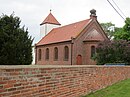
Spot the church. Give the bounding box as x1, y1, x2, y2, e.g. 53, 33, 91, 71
35, 9, 109, 65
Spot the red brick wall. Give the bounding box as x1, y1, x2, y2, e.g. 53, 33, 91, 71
36, 42, 72, 65
0, 65, 130, 97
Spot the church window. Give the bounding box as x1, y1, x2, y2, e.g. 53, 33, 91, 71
38, 49, 42, 61
54, 47, 58, 60
91, 46, 96, 58
64, 46, 69, 61
46, 48, 49, 60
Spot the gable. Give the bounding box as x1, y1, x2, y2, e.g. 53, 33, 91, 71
75, 19, 109, 42
84, 29, 105, 41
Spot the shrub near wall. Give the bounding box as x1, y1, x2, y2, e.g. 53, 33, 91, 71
0, 65, 130, 97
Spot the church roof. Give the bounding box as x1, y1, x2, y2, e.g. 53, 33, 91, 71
40, 12, 61, 25
37, 19, 92, 46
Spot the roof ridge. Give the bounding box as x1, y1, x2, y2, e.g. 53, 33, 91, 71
56, 19, 91, 29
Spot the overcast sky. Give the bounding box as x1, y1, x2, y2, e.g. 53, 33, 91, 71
0, 0, 130, 44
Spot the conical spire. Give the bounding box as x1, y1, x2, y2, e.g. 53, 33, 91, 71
40, 10, 61, 25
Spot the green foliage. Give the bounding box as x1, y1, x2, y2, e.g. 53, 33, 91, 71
100, 22, 115, 39
0, 14, 33, 65
97, 18, 130, 65
114, 18, 130, 40
95, 40, 130, 65
83, 78, 130, 97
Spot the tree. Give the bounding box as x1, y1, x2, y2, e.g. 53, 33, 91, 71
100, 22, 115, 39
95, 40, 130, 65
0, 14, 33, 65
114, 18, 130, 40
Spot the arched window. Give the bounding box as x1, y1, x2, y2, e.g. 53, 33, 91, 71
38, 49, 42, 61
91, 46, 96, 58
54, 47, 58, 60
64, 46, 69, 60
46, 48, 49, 60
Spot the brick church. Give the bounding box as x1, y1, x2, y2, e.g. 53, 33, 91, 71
35, 9, 109, 65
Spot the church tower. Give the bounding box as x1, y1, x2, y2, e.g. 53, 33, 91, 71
40, 10, 61, 39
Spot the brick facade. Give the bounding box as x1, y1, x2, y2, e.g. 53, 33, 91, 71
0, 65, 130, 97
72, 20, 107, 65
36, 42, 72, 65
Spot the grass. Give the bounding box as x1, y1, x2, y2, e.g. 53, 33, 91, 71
83, 78, 130, 97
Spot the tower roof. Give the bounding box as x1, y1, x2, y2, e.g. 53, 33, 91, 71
40, 12, 61, 25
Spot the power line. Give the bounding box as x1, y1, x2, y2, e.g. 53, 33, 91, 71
111, 0, 126, 18
107, 0, 125, 21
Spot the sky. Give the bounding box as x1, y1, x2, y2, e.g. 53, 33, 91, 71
0, 0, 130, 44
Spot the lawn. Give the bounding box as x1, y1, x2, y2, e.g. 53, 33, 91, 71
83, 78, 130, 97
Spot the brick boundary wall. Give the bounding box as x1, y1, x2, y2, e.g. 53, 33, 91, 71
0, 65, 130, 97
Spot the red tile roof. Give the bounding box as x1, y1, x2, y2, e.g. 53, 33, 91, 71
37, 19, 92, 46
40, 13, 61, 25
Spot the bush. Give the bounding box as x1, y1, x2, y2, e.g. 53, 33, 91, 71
95, 40, 130, 65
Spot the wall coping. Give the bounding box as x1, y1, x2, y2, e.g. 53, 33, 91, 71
0, 65, 129, 69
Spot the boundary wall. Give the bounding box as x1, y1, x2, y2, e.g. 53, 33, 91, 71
0, 65, 130, 97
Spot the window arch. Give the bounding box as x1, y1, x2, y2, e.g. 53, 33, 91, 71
64, 46, 69, 60
54, 47, 58, 60
45, 48, 49, 60
38, 49, 42, 61
91, 46, 96, 58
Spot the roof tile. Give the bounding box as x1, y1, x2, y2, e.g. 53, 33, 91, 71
37, 19, 91, 46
